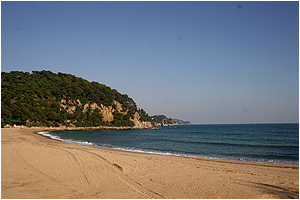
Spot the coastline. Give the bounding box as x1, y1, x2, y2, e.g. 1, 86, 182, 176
2, 127, 299, 199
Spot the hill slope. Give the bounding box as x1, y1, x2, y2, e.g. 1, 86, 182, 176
1, 71, 153, 128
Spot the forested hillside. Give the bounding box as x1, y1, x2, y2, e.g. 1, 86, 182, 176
1, 71, 153, 128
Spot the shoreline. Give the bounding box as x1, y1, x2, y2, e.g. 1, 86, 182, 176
36, 128, 298, 167
2, 127, 299, 198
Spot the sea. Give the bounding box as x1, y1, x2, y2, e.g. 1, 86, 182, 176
37, 123, 299, 165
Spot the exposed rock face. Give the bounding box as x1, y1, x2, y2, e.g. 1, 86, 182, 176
76, 99, 82, 106
113, 100, 122, 111
60, 99, 76, 114
99, 104, 114, 122
67, 106, 76, 114
154, 122, 162, 127
60, 99, 67, 105
61, 99, 116, 123
82, 102, 114, 122
90, 103, 101, 110
83, 103, 89, 113
59, 98, 153, 128
113, 100, 128, 115
131, 112, 153, 128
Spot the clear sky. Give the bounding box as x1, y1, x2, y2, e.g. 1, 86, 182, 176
1, 1, 299, 124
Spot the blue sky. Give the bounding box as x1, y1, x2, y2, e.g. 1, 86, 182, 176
2, 1, 299, 124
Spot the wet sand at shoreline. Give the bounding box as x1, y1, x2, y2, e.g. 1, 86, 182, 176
1, 127, 299, 198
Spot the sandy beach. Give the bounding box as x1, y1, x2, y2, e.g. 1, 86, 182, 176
1, 127, 299, 199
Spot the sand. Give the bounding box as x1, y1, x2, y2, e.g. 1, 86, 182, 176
1, 127, 299, 199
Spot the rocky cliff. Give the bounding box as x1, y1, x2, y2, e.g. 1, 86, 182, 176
59, 98, 152, 128
130, 112, 153, 128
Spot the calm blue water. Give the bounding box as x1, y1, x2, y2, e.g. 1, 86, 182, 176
38, 124, 299, 165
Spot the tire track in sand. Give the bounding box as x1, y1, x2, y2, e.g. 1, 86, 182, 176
10, 145, 81, 198
33, 142, 101, 198
74, 147, 166, 199
54, 147, 101, 198
12, 145, 63, 183
45, 143, 166, 199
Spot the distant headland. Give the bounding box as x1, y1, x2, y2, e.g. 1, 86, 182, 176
151, 115, 191, 126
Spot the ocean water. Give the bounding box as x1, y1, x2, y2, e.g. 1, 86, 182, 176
38, 124, 299, 165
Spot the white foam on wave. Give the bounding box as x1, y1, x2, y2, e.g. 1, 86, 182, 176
36, 131, 95, 147
37, 131, 61, 141
63, 139, 95, 146
104, 145, 203, 159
